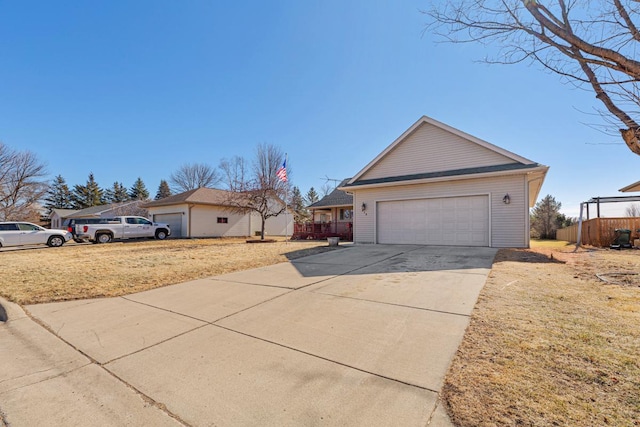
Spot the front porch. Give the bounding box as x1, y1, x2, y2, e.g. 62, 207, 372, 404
292, 221, 353, 241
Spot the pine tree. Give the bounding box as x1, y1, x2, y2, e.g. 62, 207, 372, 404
43, 175, 73, 214
531, 195, 562, 239
128, 177, 150, 200
290, 186, 309, 223
155, 180, 172, 200
305, 187, 319, 205
71, 173, 104, 209
104, 182, 130, 203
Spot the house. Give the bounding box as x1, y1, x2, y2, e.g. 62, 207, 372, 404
294, 179, 354, 240
49, 208, 78, 229
143, 187, 293, 238
340, 116, 549, 248
67, 201, 147, 220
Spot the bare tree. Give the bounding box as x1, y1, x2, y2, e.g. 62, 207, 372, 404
110, 201, 149, 218
219, 144, 290, 240
219, 156, 248, 191
425, 1, 640, 155
0, 143, 48, 221
320, 182, 334, 198
169, 163, 221, 193
625, 203, 640, 217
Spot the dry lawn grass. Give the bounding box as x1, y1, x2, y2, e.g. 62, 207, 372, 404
0, 238, 339, 305
444, 240, 640, 426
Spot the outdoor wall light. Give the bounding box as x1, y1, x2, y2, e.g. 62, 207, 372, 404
503, 194, 511, 204
361, 202, 367, 212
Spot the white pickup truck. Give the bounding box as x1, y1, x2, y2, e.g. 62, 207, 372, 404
75, 216, 171, 243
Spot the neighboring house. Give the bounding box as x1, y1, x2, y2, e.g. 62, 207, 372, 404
67, 201, 147, 220
296, 179, 354, 240
340, 115, 549, 248
50, 208, 79, 229
143, 187, 293, 238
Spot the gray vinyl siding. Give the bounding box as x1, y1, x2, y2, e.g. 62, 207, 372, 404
360, 122, 517, 181
352, 174, 528, 248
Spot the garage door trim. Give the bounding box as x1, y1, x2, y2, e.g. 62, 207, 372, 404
153, 213, 183, 238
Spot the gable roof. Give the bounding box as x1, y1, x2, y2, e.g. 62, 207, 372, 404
340, 115, 548, 206
50, 208, 78, 218
341, 116, 549, 196
308, 179, 353, 209
68, 201, 142, 218
143, 187, 233, 208
347, 115, 541, 186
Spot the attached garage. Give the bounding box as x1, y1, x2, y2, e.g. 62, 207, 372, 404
340, 116, 549, 248
377, 195, 489, 246
152, 213, 183, 238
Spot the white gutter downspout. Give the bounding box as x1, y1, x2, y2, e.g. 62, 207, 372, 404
188, 204, 194, 238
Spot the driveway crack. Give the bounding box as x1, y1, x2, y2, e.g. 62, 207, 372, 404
212, 323, 439, 394
22, 310, 191, 426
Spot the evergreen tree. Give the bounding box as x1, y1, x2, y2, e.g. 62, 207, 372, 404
290, 186, 309, 224
128, 177, 150, 200
71, 173, 104, 209
531, 195, 562, 239
104, 182, 130, 203
155, 180, 172, 200
555, 213, 576, 229
43, 175, 72, 214
305, 187, 319, 205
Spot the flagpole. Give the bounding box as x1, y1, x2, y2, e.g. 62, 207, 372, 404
284, 153, 289, 243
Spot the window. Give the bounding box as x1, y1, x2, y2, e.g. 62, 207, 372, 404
217, 217, 228, 224
0, 224, 18, 231
339, 209, 353, 220
18, 223, 41, 231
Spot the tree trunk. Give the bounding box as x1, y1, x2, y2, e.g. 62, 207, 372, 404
261, 217, 266, 240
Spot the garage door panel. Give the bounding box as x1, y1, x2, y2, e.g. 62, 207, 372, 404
377, 196, 489, 246
153, 213, 183, 238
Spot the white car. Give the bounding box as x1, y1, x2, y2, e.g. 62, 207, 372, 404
0, 222, 73, 248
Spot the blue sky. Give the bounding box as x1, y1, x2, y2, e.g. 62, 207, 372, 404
1, 1, 638, 218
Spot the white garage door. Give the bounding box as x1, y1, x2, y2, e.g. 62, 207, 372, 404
377, 196, 489, 246
153, 213, 183, 238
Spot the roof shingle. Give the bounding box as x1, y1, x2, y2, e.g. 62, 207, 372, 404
143, 187, 233, 208
308, 179, 353, 208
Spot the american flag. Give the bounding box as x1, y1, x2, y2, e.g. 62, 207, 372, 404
276, 159, 288, 182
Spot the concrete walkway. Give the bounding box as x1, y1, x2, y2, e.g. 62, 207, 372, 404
1, 244, 497, 426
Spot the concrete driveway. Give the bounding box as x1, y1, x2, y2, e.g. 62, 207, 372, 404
1, 244, 496, 426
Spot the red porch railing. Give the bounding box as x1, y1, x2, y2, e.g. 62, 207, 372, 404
292, 222, 353, 241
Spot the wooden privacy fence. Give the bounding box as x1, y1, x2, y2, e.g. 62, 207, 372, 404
557, 217, 640, 247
